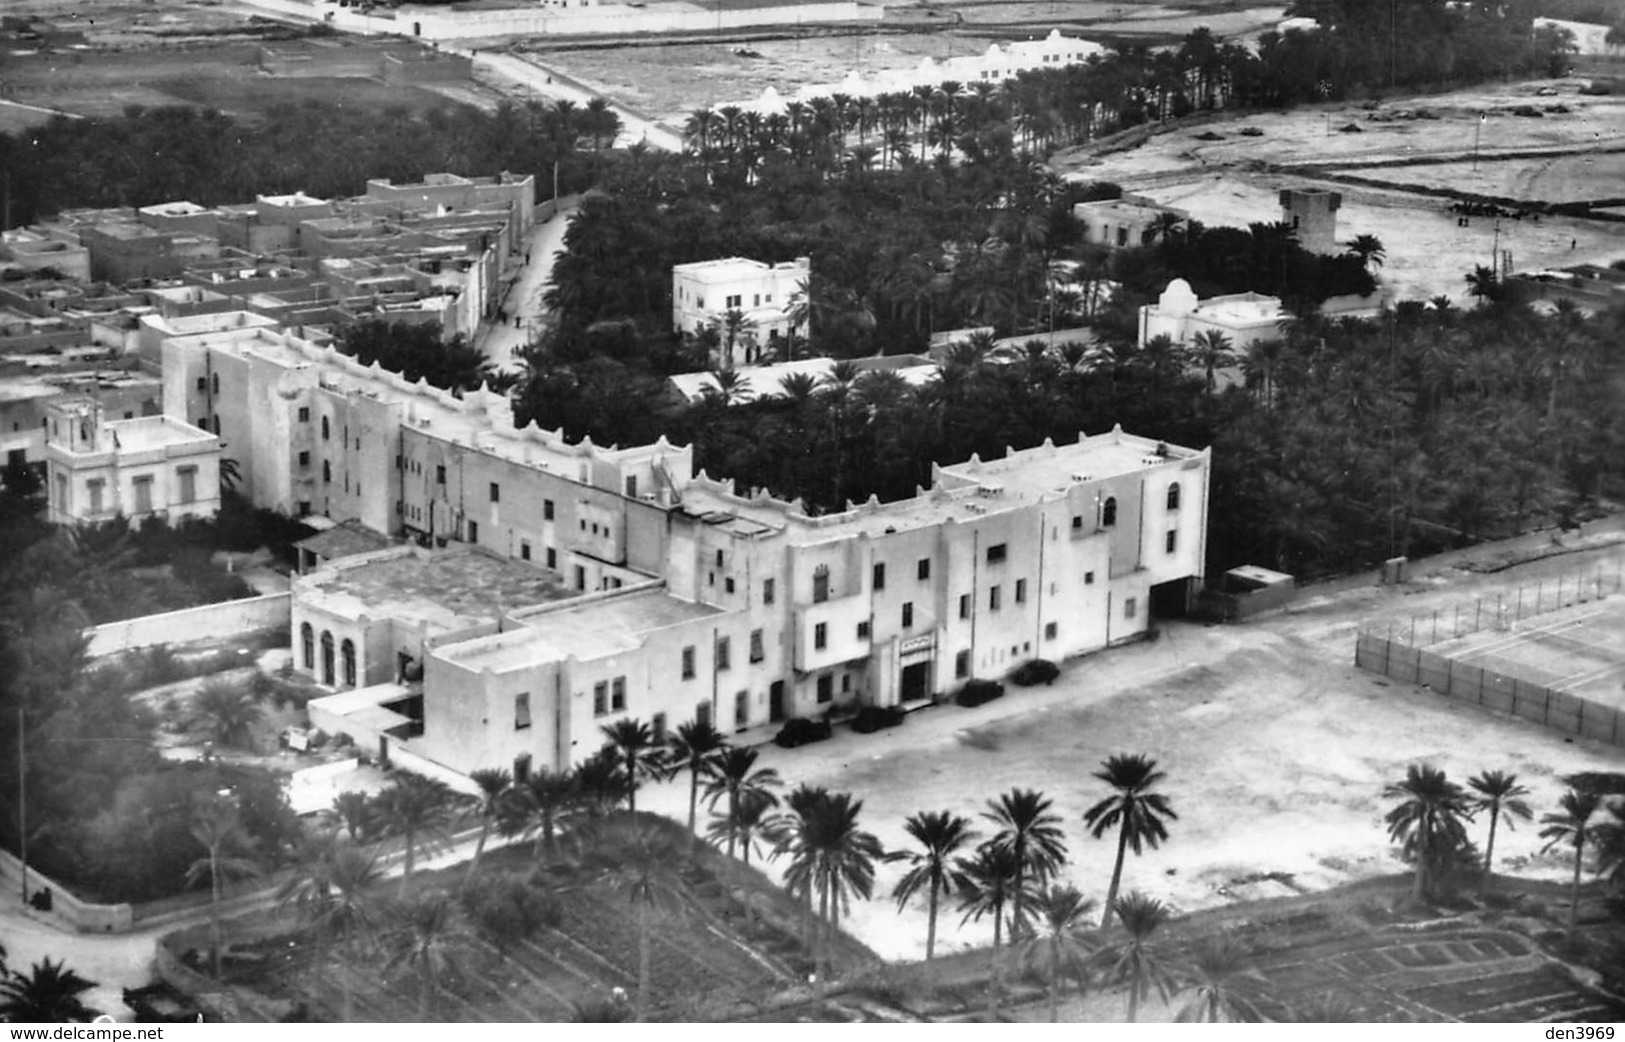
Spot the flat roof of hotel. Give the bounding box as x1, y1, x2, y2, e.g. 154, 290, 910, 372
102, 415, 218, 452
441, 587, 721, 671
300, 546, 576, 634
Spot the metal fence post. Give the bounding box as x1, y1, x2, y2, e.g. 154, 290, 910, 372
1517, 586, 1524, 623
1454, 605, 1461, 638
1432, 609, 1439, 645
1475, 598, 1482, 632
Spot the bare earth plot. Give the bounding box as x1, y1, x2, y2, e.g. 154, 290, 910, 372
640, 527, 1625, 976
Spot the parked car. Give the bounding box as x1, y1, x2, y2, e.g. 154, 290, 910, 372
1011, 659, 1060, 687
954, 679, 1005, 707
774, 716, 833, 748
850, 705, 906, 734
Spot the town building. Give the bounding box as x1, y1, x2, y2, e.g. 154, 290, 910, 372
0, 368, 164, 475
43, 397, 221, 526
1280, 188, 1342, 257
1138, 278, 1284, 355
671, 256, 809, 368
1072, 195, 1189, 250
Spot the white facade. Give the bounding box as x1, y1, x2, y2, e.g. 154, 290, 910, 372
1073, 195, 1189, 250
44, 398, 221, 527
671, 256, 809, 368
1138, 279, 1285, 353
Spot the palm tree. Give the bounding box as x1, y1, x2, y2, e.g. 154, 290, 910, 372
775, 789, 883, 976
333, 790, 372, 842
463, 767, 511, 887
1382, 763, 1472, 902
586, 819, 691, 1022
191, 679, 262, 750
667, 718, 728, 836
385, 892, 475, 1020
1466, 770, 1532, 877
703, 746, 782, 859
705, 786, 778, 866
1540, 788, 1603, 935
1098, 892, 1177, 1022
1082, 754, 1178, 929
888, 810, 977, 960
1190, 329, 1235, 396
277, 833, 385, 1020
0, 958, 101, 1023
1012, 883, 1098, 1023
1344, 233, 1386, 272
955, 845, 1020, 949
982, 788, 1068, 939
1594, 802, 1625, 896
1174, 935, 1269, 1022
185, 796, 262, 980
600, 718, 666, 814
374, 773, 456, 897
501, 768, 579, 862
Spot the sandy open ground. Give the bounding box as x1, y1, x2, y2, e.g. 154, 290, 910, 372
640, 525, 1625, 968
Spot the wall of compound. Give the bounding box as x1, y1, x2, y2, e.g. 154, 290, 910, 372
83, 593, 291, 657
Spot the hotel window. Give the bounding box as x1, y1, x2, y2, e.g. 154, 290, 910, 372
177, 465, 197, 504
1167, 483, 1181, 511
955, 650, 970, 678
812, 565, 829, 603
902, 602, 914, 628
611, 677, 626, 712
1124, 597, 1138, 620
436, 465, 445, 484
544, 499, 555, 520
716, 637, 731, 670
872, 562, 885, 590
546, 548, 557, 569
196, 376, 207, 392
652, 713, 667, 743
87, 478, 104, 515
300, 623, 314, 670
989, 585, 1001, 611
593, 681, 609, 716
817, 674, 833, 703
749, 629, 764, 662
1085, 571, 1095, 585
959, 594, 969, 619
299, 451, 311, 467
625, 475, 637, 497
1072, 515, 1083, 530
857, 621, 870, 639
726, 294, 741, 308
298, 406, 310, 422
1166, 530, 1178, 553
735, 691, 749, 727
1045, 622, 1059, 641
468, 520, 479, 543
1102, 497, 1117, 527
133, 475, 153, 515
986, 543, 1007, 564
212, 374, 220, 394
490, 482, 500, 503
1014, 579, 1027, 604
341, 639, 356, 688
322, 416, 330, 440
814, 623, 827, 650
521, 540, 531, 560
725, 577, 735, 594
763, 578, 775, 604
514, 692, 531, 730
574, 565, 585, 590
323, 461, 331, 484
682, 645, 696, 679
917, 558, 930, 581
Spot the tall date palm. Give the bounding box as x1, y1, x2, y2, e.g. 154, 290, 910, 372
1083, 754, 1178, 929
888, 810, 977, 961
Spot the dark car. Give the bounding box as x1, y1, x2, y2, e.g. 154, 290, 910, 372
850, 705, 906, 734
774, 716, 833, 748
1011, 659, 1060, 687
954, 679, 1005, 707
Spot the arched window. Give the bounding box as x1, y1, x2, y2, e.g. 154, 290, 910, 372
1102, 496, 1117, 528
321, 416, 330, 441
320, 631, 335, 686
323, 460, 331, 484
1167, 483, 1181, 511
301, 623, 314, 670
341, 639, 356, 688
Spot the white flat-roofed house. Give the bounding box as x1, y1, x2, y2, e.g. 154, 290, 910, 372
44, 397, 221, 527
672, 256, 810, 369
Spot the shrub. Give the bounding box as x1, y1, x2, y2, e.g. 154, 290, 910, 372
460, 875, 563, 950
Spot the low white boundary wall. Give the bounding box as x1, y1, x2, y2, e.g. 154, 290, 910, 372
84, 593, 291, 657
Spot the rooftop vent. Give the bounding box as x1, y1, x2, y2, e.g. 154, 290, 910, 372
1070, 473, 1091, 482
977, 484, 1003, 497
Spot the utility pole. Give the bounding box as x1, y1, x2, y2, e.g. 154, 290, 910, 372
17, 705, 26, 907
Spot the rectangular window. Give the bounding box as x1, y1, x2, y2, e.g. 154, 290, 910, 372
196, 376, 206, 392
299, 450, 311, 467
902, 602, 914, 628
177, 465, 197, 504
544, 499, 555, 520
959, 594, 970, 620
716, 637, 731, 670
857, 621, 870, 639
1015, 579, 1027, 604
749, 629, 764, 663
468, 520, 479, 543
1072, 515, 1083, 530
987, 543, 1007, 563
1085, 571, 1096, 585
652, 712, 667, 743
133, 475, 153, 515
490, 482, 500, 503
813, 623, 827, 650
917, 558, 931, 581
812, 566, 829, 603
682, 645, 696, 680
611, 676, 626, 712
1125, 597, 1138, 620
989, 585, 1001, 611
593, 681, 609, 716
1165, 530, 1177, 553
87, 478, 104, 515
725, 577, 736, 594
735, 690, 749, 727
436, 465, 445, 485
514, 692, 531, 730
521, 540, 531, 560
716, 549, 725, 567
872, 562, 886, 590
298, 406, 310, 422
816, 674, 833, 703
625, 475, 638, 498
546, 548, 557, 569
955, 650, 970, 678
763, 578, 775, 605
1045, 621, 1058, 641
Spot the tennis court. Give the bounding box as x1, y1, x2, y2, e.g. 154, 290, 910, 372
1430, 599, 1625, 709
